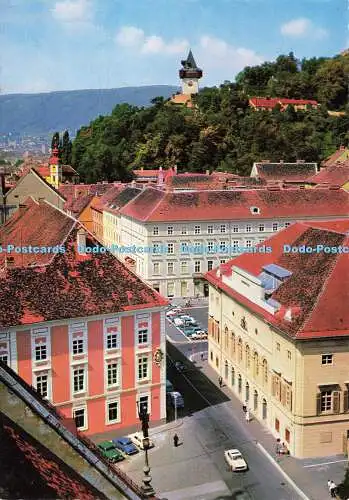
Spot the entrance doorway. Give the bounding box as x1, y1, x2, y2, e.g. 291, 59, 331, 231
204, 283, 209, 297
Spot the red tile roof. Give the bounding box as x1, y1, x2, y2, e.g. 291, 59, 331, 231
307, 164, 349, 186
60, 183, 121, 214
0, 411, 105, 500
120, 186, 349, 222
249, 97, 318, 108
205, 220, 349, 340
321, 147, 349, 167
0, 198, 168, 327
133, 169, 162, 178
253, 162, 317, 181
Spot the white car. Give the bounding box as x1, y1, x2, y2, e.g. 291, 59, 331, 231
224, 449, 248, 471
129, 432, 154, 450
173, 318, 184, 326
190, 331, 208, 340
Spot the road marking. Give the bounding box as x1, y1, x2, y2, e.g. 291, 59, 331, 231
303, 459, 348, 468
256, 442, 311, 500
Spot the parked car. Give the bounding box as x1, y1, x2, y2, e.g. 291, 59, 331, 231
168, 391, 185, 408
112, 437, 139, 455
191, 331, 208, 340
180, 315, 196, 324
98, 441, 125, 462
129, 432, 154, 450
224, 449, 248, 471
173, 317, 184, 326
182, 327, 197, 337
166, 379, 174, 392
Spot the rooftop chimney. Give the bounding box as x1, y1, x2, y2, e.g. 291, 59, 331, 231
5, 256, 15, 268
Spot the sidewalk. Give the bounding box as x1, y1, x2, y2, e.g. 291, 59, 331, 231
195, 356, 344, 500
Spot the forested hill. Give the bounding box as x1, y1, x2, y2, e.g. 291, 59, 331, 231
71, 52, 349, 182
0, 85, 178, 137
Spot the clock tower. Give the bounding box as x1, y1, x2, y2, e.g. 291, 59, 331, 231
179, 50, 203, 95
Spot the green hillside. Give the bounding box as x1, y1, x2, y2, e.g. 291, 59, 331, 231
71, 52, 349, 182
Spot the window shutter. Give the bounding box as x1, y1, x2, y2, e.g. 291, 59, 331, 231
316, 393, 321, 415
333, 391, 340, 414
344, 391, 349, 413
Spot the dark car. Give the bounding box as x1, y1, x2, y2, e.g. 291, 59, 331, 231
112, 437, 139, 455
98, 441, 125, 462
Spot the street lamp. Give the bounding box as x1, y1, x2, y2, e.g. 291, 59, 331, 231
173, 393, 178, 422
137, 400, 155, 498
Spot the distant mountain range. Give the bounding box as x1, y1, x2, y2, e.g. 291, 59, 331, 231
0, 85, 179, 137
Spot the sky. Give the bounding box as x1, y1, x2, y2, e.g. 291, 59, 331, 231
1, 0, 347, 94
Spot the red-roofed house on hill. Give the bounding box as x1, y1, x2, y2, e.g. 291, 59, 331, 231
305, 163, 349, 191
204, 219, 349, 458
321, 146, 349, 168
250, 161, 318, 182
0, 198, 168, 438
249, 97, 319, 111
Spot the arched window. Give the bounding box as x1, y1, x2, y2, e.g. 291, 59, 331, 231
245, 381, 250, 402
224, 326, 229, 350
238, 374, 242, 394
238, 338, 243, 363
262, 358, 268, 385
225, 360, 228, 379
262, 398, 267, 419
254, 390, 258, 411
231, 332, 236, 356
253, 351, 259, 377
245, 344, 250, 370
231, 367, 235, 386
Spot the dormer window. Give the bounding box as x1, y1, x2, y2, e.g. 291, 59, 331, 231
250, 207, 260, 215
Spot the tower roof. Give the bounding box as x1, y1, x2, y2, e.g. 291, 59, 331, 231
181, 49, 201, 70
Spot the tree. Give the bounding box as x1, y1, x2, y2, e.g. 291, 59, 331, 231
61, 130, 72, 164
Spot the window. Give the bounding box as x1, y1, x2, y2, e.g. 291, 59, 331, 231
232, 240, 239, 251
138, 356, 149, 381
285, 428, 290, 444
153, 226, 159, 235
215, 356, 219, 367
36, 374, 48, 398
181, 261, 188, 274
73, 368, 85, 393
153, 243, 161, 254
194, 261, 201, 273
167, 226, 174, 235
259, 224, 265, 232
107, 401, 119, 423
210, 350, 213, 361
107, 363, 119, 387
0, 354, 8, 365
254, 352, 259, 376
207, 260, 214, 271
208, 241, 215, 253
73, 408, 86, 429
207, 225, 214, 234
225, 360, 228, 379
272, 223, 278, 232
72, 338, 84, 355
107, 331, 119, 350
194, 242, 202, 254
246, 224, 251, 233
276, 342, 280, 352
167, 282, 175, 297
153, 262, 160, 274
285, 222, 291, 228
321, 391, 332, 412
262, 359, 268, 385
181, 242, 189, 254
254, 390, 258, 411
238, 374, 242, 393
238, 338, 243, 362
322, 354, 333, 365
287, 350, 291, 360
231, 367, 235, 386
35, 344, 47, 361
233, 225, 239, 233
167, 243, 174, 254
246, 240, 252, 248
181, 226, 187, 235
262, 399, 267, 419
167, 262, 174, 274
220, 224, 226, 233
241, 317, 247, 330
139, 395, 149, 415
275, 418, 280, 432
245, 345, 250, 369
245, 382, 250, 402
138, 326, 148, 344
219, 241, 227, 252
194, 225, 201, 234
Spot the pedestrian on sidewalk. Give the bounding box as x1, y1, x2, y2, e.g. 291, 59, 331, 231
245, 409, 250, 422
329, 481, 337, 497
327, 480, 332, 494
173, 433, 179, 447
218, 376, 223, 388
242, 401, 247, 413
201, 353, 204, 361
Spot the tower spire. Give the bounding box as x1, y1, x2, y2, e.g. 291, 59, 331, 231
179, 50, 203, 95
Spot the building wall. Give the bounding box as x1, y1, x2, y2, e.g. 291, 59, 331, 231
207, 282, 349, 458
6, 170, 65, 211
78, 202, 95, 233
91, 208, 103, 243
2, 308, 166, 436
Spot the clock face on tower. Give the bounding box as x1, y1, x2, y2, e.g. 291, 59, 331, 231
187, 81, 193, 86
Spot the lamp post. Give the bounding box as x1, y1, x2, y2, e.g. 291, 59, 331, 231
137, 401, 155, 497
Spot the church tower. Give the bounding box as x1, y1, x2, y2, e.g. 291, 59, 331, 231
49, 147, 62, 189
179, 50, 203, 95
